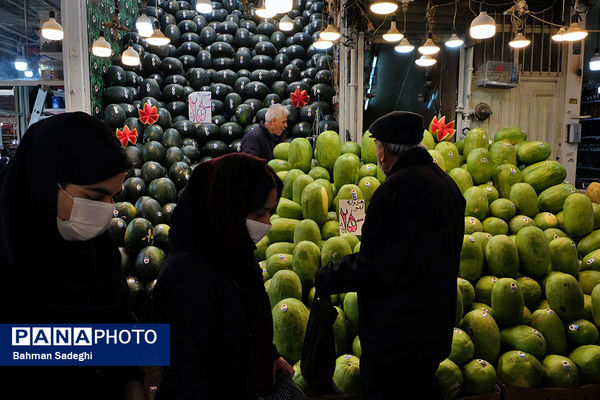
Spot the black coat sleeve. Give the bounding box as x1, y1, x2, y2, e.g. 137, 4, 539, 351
314, 182, 419, 294
241, 132, 263, 159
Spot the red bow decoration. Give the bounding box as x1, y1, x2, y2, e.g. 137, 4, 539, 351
138, 103, 159, 125
290, 88, 310, 108
429, 116, 456, 142
116, 125, 138, 147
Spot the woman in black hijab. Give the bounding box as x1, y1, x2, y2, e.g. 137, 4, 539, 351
0, 112, 146, 399
153, 152, 294, 399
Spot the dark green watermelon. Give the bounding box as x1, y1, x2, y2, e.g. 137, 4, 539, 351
197, 50, 213, 68
224, 92, 243, 115
250, 55, 274, 70
114, 201, 137, 223
193, 15, 207, 30
234, 49, 253, 70
244, 98, 264, 114
234, 77, 251, 93
263, 93, 281, 108
235, 28, 252, 48
173, 119, 196, 138
250, 34, 270, 48
282, 64, 301, 83
292, 32, 312, 48
103, 86, 132, 105
182, 138, 198, 147
104, 65, 127, 87
162, 84, 185, 103
147, 177, 177, 205
179, 32, 201, 45
248, 69, 274, 86
229, 139, 243, 153
291, 122, 312, 138
164, 146, 184, 167
235, 103, 254, 126
122, 104, 140, 119
212, 114, 228, 126
210, 83, 232, 101
299, 104, 318, 123
274, 54, 291, 72
271, 81, 289, 100
219, 122, 243, 142
315, 69, 332, 85
237, 68, 251, 78
122, 177, 147, 204
124, 145, 144, 168
287, 81, 310, 95
153, 223, 171, 251
177, 41, 200, 58
271, 31, 287, 49
139, 197, 164, 226
177, 19, 198, 33
244, 81, 270, 100
311, 83, 334, 102
188, 68, 210, 89
286, 44, 307, 60
311, 100, 331, 115
175, 10, 196, 23
134, 246, 166, 283
203, 140, 229, 157
213, 69, 238, 86
161, 203, 177, 225
104, 104, 127, 129
164, 24, 182, 44
244, 123, 259, 136
157, 107, 173, 130
166, 101, 187, 116
285, 104, 299, 126
290, 58, 307, 70
210, 41, 235, 58
254, 41, 277, 58
255, 108, 267, 123
195, 123, 220, 144
143, 141, 166, 163
319, 119, 339, 133
211, 99, 226, 116
200, 26, 217, 46
143, 125, 164, 143
169, 161, 192, 189
240, 19, 257, 33
218, 21, 238, 35
212, 57, 235, 70
182, 144, 201, 163
257, 21, 277, 37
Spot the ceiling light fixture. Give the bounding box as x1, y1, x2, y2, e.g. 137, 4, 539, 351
24, 70, 34, 78
195, 0, 213, 13
266, 0, 292, 14
41, 10, 64, 41
92, 30, 113, 57
561, 21, 588, 42
415, 54, 436, 67
382, 21, 404, 42
418, 33, 440, 55
279, 15, 294, 31
14, 57, 28, 71
445, 1, 463, 48
395, 37, 414, 53
552, 27, 567, 42
509, 31, 530, 48
256, 5, 276, 18
369, 1, 398, 15
136, 12, 153, 37
590, 49, 600, 71
470, 2, 496, 39
320, 22, 341, 41
146, 21, 170, 46
313, 38, 334, 50
122, 42, 141, 66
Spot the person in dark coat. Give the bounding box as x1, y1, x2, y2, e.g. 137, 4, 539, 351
153, 153, 294, 399
314, 111, 466, 400
241, 103, 288, 160
0, 112, 146, 399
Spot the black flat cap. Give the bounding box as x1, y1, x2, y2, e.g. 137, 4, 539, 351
368, 111, 424, 144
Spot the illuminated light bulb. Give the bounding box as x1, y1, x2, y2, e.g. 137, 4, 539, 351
382, 21, 404, 42
266, 0, 292, 13
24, 70, 33, 78
320, 24, 341, 41
122, 45, 140, 66
14, 57, 27, 71
195, 0, 213, 13
418, 37, 440, 55
136, 13, 153, 37
445, 32, 464, 48
279, 15, 294, 32
590, 49, 600, 71
92, 32, 113, 57
313, 38, 334, 50
369, 1, 398, 15
256, 6, 276, 18
562, 22, 588, 42
41, 10, 64, 40
509, 32, 530, 48
470, 11, 496, 39
552, 27, 566, 42
415, 54, 436, 67
394, 37, 414, 53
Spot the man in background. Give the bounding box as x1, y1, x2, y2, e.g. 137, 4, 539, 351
241, 103, 288, 161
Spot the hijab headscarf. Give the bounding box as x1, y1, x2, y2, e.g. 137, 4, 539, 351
0, 112, 132, 323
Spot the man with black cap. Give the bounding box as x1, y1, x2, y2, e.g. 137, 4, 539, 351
314, 111, 466, 399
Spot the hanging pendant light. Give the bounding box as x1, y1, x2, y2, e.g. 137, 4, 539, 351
41, 10, 64, 41
195, 0, 213, 13
256, 4, 276, 18
562, 22, 588, 42
415, 54, 436, 67
313, 38, 334, 50
590, 49, 600, 71
445, 32, 464, 48
395, 37, 414, 53
320, 22, 341, 41
418, 33, 440, 55
14, 57, 28, 71
24, 70, 34, 78
382, 21, 403, 42
279, 15, 294, 32
470, 2, 496, 39
136, 12, 153, 37
369, 1, 398, 15
552, 27, 567, 42
146, 21, 170, 46
122, 43, 141, 66
92, 30, 113, 57
266, 0, 292, 14
509, 32, 530, 48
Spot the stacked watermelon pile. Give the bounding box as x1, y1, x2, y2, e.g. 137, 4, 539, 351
102, 0, 337, 321
423, 127, 600, 398
254, 131, 383, 396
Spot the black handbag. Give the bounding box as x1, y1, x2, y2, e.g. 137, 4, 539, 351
300, 294, 338, 395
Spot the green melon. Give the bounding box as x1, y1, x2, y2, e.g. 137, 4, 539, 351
500, 325, 547, 359
292, 240, 321, 290
485, 235, 520, 278
516, 277, 542, 309
435, 141, 461, 171
273, 142, 290, 160
464, 187, 489, 221
266, 242, 295, 260
545, 272, 585, 321
563, 193, 594, 239
321, 237, 352, 267
461, 359, 497, 395
521, 160, 568, 194
460, 309, 501, 362
282, 169, 305, 199
497, 350, 544, 388
482, 217, 509, 236
458, 278, 477, 309
449, 327, 475, 366
510, 183, 539, 218
517, 140, 551, 165
577, 229, 600, 258
463, 128, 490, 159
533, 212, 559, 230
436, 359, 463, 400
316, 130, 341, 171
361, 130, 377, 164
449, 168, 474, 194
332, 354, 361, 395
333, 153, 360, 189
493, 163, 524, 199
460, 235, 484, 282
266, 253, 294, 277
475, 276, 499, 305
494, 127, 526, 144
293, 219, 322, 246
515, 226, 550, 279
489, 198, 517, 221
277, 198, 303, 220
309, 166, 330, 181
537, 183, 578, 214
467, 148, 493, 185
490, 140, 517, 170
566, 319, 599, 349
272, 298, 309, 363
465, 217, 484, 234
568, 345, 600, 384
509, 215, 536, 235
549, 237, 579, 276
492, 278, 525, 328
267, 270, 303, 308
542, 355, 580, 388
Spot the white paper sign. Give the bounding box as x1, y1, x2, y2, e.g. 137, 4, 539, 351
188, 91, 212, 123
338, 199, 365, 235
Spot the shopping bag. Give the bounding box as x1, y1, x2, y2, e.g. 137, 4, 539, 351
300, 294, 338, 395
259, 369, 309, 400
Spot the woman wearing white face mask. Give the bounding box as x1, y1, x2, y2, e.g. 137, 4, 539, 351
153, 153, 295, 399
0, 112, 147, 399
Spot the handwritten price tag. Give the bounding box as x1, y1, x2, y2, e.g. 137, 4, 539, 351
188, 91, 212, 123
339, 199, 365, 236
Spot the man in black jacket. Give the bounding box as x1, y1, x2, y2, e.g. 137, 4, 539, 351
315, 111, 466, 400
241, 103, 288, 160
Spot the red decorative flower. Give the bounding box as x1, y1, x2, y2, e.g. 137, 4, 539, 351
138, 103, 159, 125
290, 88, 310, 108
116, 125, 138, 147
429, 116, 456, 142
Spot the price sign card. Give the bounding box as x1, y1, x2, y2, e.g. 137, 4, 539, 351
338, 199, 365, 235
188, 91, 212, 123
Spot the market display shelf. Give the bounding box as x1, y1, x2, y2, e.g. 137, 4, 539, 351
501, 383, 600, 400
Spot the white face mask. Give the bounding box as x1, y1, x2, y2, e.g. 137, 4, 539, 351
246, 218, 271, 244
56, 184, 115, 241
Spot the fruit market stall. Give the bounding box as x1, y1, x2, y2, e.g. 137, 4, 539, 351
89, 1, 600, 399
